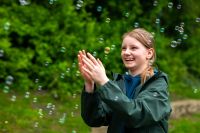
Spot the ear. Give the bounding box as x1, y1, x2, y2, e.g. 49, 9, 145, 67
146, 48, 154, 60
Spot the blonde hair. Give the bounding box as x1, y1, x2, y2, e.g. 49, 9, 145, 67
123, 28, 156, 84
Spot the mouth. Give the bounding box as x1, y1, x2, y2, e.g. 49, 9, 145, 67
124, 58, 135, 63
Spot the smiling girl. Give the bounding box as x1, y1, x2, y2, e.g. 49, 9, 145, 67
78, 28, 171, 133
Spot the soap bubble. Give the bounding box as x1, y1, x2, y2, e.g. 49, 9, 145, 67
11, 95, 16, 102
153, 1, 158, 6
134, 22, 139, 28
0, 49, 4, 57
3, 86, 10, 93
104, 47, 110, 54
97, 6, 102, 12
177, 38, 182, 45
177, 4, 182, 9
196, 18, 200, 23
60, 47, 66, 53
105, 18, 111, 23
155, 18, 160, 24
33, 97, 37, 103
24, 91, 30, 98
170, 40, 178, 48
19, 0, 30, 6
92, 51, 97, 57
4, 22, 10, 31
124, 12, 130, 18
34, 122, 39, 128
5, 75, 14, 85
168, 2, 173, 9
114, 96, 119, 101
160, 27, 165, 33
98, 37, 104, 44
182, 34, 188, 40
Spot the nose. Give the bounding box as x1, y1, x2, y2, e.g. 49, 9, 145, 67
124, 48, 131, 55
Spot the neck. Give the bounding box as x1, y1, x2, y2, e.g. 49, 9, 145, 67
129, 65, 148, 76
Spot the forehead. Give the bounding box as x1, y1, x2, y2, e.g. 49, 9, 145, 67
122, 36, 143, 46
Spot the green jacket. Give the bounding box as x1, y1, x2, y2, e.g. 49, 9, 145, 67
81, 71, 172, 133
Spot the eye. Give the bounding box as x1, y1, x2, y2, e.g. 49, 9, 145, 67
121, 46, 126, 50
131, 46, 137, 50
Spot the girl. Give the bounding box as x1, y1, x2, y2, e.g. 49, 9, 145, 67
78, 28, 171, 133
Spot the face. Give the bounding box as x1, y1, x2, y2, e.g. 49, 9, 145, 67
121, 35, 153, 75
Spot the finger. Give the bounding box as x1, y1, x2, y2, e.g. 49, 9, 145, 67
82, 66, 92, 77
87, 52, 98, 65
82, 58, 95, 70
97, 58, 104, 68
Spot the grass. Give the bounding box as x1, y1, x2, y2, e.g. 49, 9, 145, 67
0, 90, 90, 133
1, 88, 200, 133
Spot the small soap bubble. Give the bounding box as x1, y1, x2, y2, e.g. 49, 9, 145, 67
46, 103, 52, 109
74, 104, 79, 110
193, 88, 198, 94
59, 113, 66, 124
33, 97, 37, 103
75, 70, 80, 77
104, 54, 108, 60
3, 86, 10, 93
49, 0, 54, 5
4, 22, 10, 31
5, 75, 14, 85
38, 109, 43, 118
0, 49, 4, 57
180, 22, 184, 27
182, 34, 188, 40
71, 112, 74, 117
175, 26, 179, 31
52, 104, 56, 110
104, 47, 110, 54
111, 45, 116, 51
44, 61, 50, 67
19, 0, 30, 6
11, 95, 16, 102
114, 96, 119, 101
4, 121, 8, 124
105, 18, 111, 23
168, 2, 173, 9
60, 73, 65, 79
155, 18, 160, 24
178, 27, 184, 34
72, 93, 77, 99
66, 68, 71, 73
48, 110, 53, 115
124, 12, 130, 18
134, 22, 139, 28
38, 85, 42, 91
153, 92, 158, 97
60, 47, 66, 53
177, 38, 182, 45
98, 37, 104, 43
196, 18, 200, 23
177, 4, 182, 9
35, 78, 39, 83
97, 6, 102, 12
72, 62, 76, 68
92, 51, 97, 57
153, 1, 158, 6
72, 130, 77, 133
170, 40, 178, 48
34, 122, 39, 128
160, 27, 165, 33
24, 91, 30, 98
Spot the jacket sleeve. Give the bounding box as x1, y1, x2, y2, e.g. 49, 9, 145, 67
97, 77, 171, 128
81, 86, 112, 127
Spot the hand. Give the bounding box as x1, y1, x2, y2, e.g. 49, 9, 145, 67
82, 52, 109, 86
78, 50, 94, 93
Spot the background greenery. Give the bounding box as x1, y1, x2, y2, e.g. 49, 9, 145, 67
0, 0, 200, 132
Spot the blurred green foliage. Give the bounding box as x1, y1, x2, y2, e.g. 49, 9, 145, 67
0, 0, 200, 100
